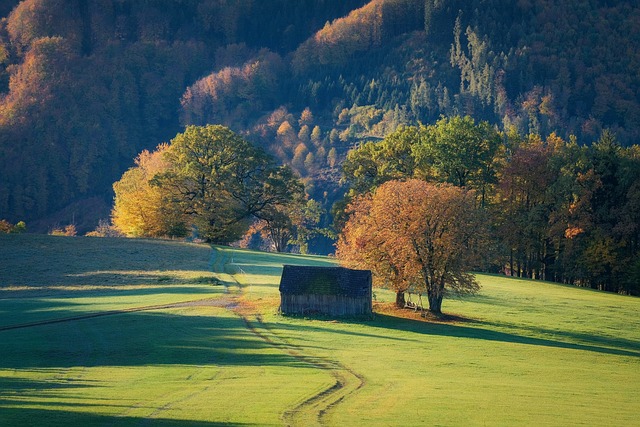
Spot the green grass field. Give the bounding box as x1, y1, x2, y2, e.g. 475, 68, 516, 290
1, 234, 639, 426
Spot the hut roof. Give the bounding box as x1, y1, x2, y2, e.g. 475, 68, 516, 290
279, 265, 371, 298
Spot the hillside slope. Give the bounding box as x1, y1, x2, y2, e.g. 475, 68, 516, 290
0, 0, 367, 230
1, 0, 639, 231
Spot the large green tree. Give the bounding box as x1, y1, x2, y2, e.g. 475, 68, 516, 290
342, 125, 420, 195
154, 125, 303, 243
341, 116, 502, 202
414, 116, 502, 205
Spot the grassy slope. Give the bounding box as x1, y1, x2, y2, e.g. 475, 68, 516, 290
234, 249, 640, 426
1, 235, 639, 426
0, 235, 335, 426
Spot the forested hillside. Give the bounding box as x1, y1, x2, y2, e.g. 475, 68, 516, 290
1, 0, 639, 232
0, 0, 368, 230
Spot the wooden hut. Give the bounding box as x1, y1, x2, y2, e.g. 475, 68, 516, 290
279, 265, 372, 316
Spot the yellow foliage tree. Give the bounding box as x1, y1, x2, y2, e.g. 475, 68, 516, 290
112, 143, 186, 238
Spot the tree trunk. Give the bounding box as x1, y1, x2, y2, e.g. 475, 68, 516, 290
427, 279, 444, 314
427, 287, 443, 314
395, 291, 406, 308
509, 248, 514, 277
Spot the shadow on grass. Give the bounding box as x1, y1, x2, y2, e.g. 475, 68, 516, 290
0, 234, 217, 288
0, 377, 98, 392
0, 274, 224, 292
0, 310, 326, 370
274, 317, 416, 343
213, 245, 334, 268
228, 264, 284, 278
0, 284, 223, 300
367, 313, 640, 358
478, 319, 640, 354
0, 407, 256, 426
215, 247, 335, 283
460, 293, 517, 307
275, 307, 640, 358
0, 285, 227, 330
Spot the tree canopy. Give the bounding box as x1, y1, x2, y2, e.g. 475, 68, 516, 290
337, 179, 489, 313
339, 120, 640, 296
2, 0, 640, 234
113, 125, 304, 243
112, 143, 185, 238
342, 116, 502, 202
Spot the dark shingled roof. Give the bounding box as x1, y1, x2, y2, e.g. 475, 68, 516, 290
279, 265, 371, 298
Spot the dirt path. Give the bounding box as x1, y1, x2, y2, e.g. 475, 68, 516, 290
210, 247, 365, 426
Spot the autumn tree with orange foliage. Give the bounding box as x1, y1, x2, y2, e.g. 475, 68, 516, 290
337, 179, 489, 314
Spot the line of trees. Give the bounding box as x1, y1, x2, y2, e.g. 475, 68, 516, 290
2, 0, 640, 233
337, 116, 640, 299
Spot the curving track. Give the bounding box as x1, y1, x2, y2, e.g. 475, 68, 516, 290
1, 246, 365, 426
210, 247, 366, 426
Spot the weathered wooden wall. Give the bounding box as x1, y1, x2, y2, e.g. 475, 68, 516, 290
280, 294, 372, 316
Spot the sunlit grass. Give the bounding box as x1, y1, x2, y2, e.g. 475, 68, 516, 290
0, 306, 330, 426
1, 234, 639, 426
264, 274, 640, 425
224, 247, 640, 426
0, 235, 331, 426
0, 234, 224, 327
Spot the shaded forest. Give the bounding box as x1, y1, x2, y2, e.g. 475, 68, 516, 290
1, 0, 639, 233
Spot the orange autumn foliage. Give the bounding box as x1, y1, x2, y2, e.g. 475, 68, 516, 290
337, 179, 489, 313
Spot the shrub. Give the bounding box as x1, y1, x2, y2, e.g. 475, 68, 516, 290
12, 221, 26, 233
50, 224, 77, 236
0, 220, 27, 233
85, 219, 123, 237
0, 220, 12, 233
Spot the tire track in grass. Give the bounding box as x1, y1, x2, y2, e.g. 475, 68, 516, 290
242, 313, 365, 427
2, 246, 240, 424
0, 246, 232, 332
3, 246, 364, 424
215, 253, 365, 426
0, 298, 230, 332
137, 248, 238, 423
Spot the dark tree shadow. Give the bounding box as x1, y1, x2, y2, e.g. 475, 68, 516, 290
0, 310, 324, 370
367, 313, 640, 357
0, 407, 258, 426
269, 309, 640, 358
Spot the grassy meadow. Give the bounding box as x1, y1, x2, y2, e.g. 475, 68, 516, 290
0, 234, 639, 426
